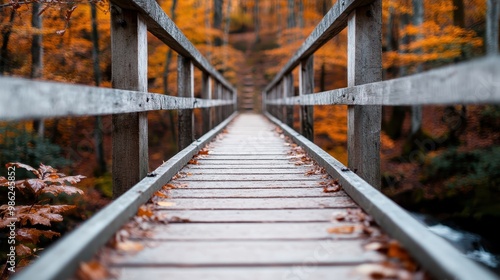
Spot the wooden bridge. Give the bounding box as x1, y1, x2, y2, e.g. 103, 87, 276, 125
2, 0, 500, 279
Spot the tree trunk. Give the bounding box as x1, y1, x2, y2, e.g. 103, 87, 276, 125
410, 0, 423, 136
213, 0, 223, 46
205, 0, 212, 59
31, 2, 44, 138
487, 0, 499, 55
91, 3, 106, 175
223, 0, 231, 70
0, 10, 15, 75
287, 0, 295, 43
254, 0, 260, 43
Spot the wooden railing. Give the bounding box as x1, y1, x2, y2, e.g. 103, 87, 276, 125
262, 0, 500, 190
0, 0, 237, 198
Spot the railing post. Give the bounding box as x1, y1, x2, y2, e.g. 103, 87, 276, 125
283, 73, 294, 127
299, 56, 314, 141
347, 1, 382, 189
202, 72, 212, 133
178, 55, 194, 150
216, 82, 223, 125
111, 7, 148, 198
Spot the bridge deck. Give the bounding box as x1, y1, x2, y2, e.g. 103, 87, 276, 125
97, 113, 407, 279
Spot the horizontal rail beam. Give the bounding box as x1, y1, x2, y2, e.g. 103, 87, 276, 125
266, 56, 500, 106
110, 0, 235, 92
264, 0, 372, 92
12, 112, 238, 280
0, 77, 234, 121
266, 113, 498, 280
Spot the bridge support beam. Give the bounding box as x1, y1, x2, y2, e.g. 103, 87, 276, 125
178, 55, 195, 150
111, 7, 149, 198
299, 55, 314, 141
347, 1, 382, 189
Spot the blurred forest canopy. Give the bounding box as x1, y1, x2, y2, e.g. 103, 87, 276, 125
0, 0, 499, 227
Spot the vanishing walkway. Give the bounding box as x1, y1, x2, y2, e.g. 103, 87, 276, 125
101, 113, 388, 279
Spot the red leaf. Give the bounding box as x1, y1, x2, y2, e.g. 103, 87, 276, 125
17, 228, 60, 244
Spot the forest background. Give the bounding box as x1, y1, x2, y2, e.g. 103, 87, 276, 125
1, 0, 500, 273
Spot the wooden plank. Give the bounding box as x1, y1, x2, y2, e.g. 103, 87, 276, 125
0, 77, 233, 121
265, 56, 500, 106
158, 209, 348, 222
264, 0, 372, 92
169, 181, 322, 189
178, 55, 195, 150
155, 197, 357, 209
140, 223, 364, 240
110, 0, 234, 92
185, 164, 306, 169
176, 174, 323, 181
182, 168, 308, 174
111, 7, 149, 198
266, 113, 499, 280
11, 113, 238, 280
195, 155, 294, 160
299, 56, 314, 141
195, 160, 293, 165
347, 2, 382, 189
112, 266, 365, 280
112, 240, 383, 265
167, 188, 347, 198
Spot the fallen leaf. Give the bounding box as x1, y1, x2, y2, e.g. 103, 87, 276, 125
323, 185, 341, 193
198, 148, 210, 155
355, 263, 399, 279
163, 183, 177, 189
157, 201, 175, 207
327, 225, 358, 234
116, 241, 144, 252
169, 216, 191, 223
16, 244, 32, 256
137, 206, 153, 218
188, 159, 199, 165
154, 191, 168, 198
76, 261, 110, 280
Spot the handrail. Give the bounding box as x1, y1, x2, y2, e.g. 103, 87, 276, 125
0, 77, 234, 121
266, 56, 500, 106
262, 0, 500, 279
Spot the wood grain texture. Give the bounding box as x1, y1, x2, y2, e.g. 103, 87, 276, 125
111, 8, 149, 198
0, 77, 234, 121
299, 56, 314, 141
265, 56, 500, 106
347, 2, 382, 189
266, 112, 499, 280
178, 55, 195, 150
202, 72, 212, 133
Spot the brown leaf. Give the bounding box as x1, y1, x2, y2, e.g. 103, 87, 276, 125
0, 176, 7, 186
163, 183, 177, 189
17, 228, 60, 244
188, 159, 199, 165
154, 190, 168, 198
116, 240, 144, 252
7, 162, 40, 178
169, 216, 191, 223
16, 244, 32, 256
323, 185, 341, 193
157, 201, 175, 207
26, 179, 46, 193
41, 185, 84, 196
327, 225, 358, 234
76, 260, 110, 280
355, 263, 399, 279
198, 148, 210, 155
137, 205, 153, 218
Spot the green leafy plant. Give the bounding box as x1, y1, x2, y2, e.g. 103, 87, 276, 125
0, 163, 85, 277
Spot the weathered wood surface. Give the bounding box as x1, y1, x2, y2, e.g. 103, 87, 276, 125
11, 113, 238, 280
177, 55, 195, 150
0, 77, 233, 121
111, 8, 149, 197
266, 113, 499, 280
265, 56, 500, 106
103, 113, 392, 279
299, 56, 314, 141
347, 1, 382, 189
